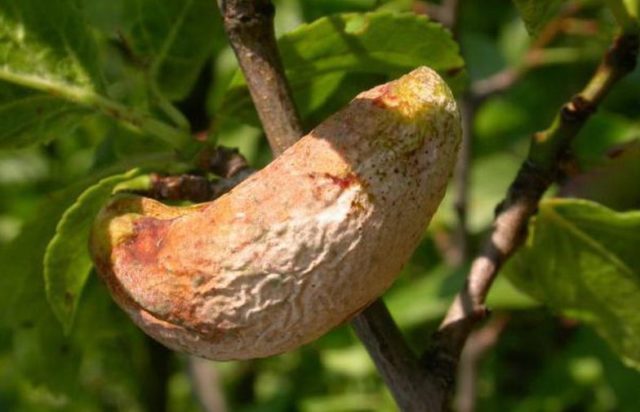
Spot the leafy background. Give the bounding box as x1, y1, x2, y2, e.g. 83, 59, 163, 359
0, 0, 639, 411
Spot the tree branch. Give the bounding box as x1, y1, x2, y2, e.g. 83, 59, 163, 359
351, 300, 448, 411
217, 2, 430, 410
215, 2, 637, 411
426, 28, 639, 392
220, 0, 303, 155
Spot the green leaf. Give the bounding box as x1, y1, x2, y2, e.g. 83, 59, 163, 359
505, 198, 640, 369
83, 0, 221, 102
0, 186, 88, 329
218, 11, 466, 128
0, 160, 175, 404
0, 154, 173, 329
132, 0, 220, 101
0, 184, 85, 394
0, 0, 100, 147
0, 0, 102, 90
0, 0, 191, 149
44, 169, 143, 332
512, 0, 566, 35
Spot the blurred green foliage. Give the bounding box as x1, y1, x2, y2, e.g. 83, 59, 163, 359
0, 0, 639, 411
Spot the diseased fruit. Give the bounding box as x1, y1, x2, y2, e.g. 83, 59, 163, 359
89, 67, 461, 360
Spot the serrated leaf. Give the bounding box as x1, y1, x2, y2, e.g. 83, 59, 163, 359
218, 11, 466, 129
512, 0, 566, 35
3, 246, 151, 407
505, 199, 640, 369
0, 0, 101, 148
44, 169, 143, 332
0, 181, 89, 393
0, 183, 88, 329
0, 154, 172, 329
0, 157, 174, 403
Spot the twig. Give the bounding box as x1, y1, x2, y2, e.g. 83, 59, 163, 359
471, 3, 585, 100
452, 2, 588, 265
427, 27, 639, 396
144, 146, 254, 202
219, 0, 303, 155
188, 356, 228, 412
606, 0, 638, 31
455, 2, 592, 264
431, 0, 461, 33
454, 315, 509, 412
441, 0, 473, 267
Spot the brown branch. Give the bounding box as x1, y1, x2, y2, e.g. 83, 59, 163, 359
220, 0, 303, 155
352, 301, 448, 411
425, 29, 639, 399
217, 2, 433, 410
214, 2, 637, 411
451, 0, 585, 268
444, 0, 472, 267
423, 0, 461, 33
146, 146, 253, 202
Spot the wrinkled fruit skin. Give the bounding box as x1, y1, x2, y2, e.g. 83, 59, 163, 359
90, 67, 461, 360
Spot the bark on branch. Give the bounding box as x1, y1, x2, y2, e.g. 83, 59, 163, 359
220, 0, 303, 155
218, 1, 436, 409
215, 1, 638, 411
428, 28, 639, 391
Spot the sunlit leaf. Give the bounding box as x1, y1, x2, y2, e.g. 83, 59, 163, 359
0, 0, 101, 148
218, 11, 466, 129
0, 0, 193, 149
